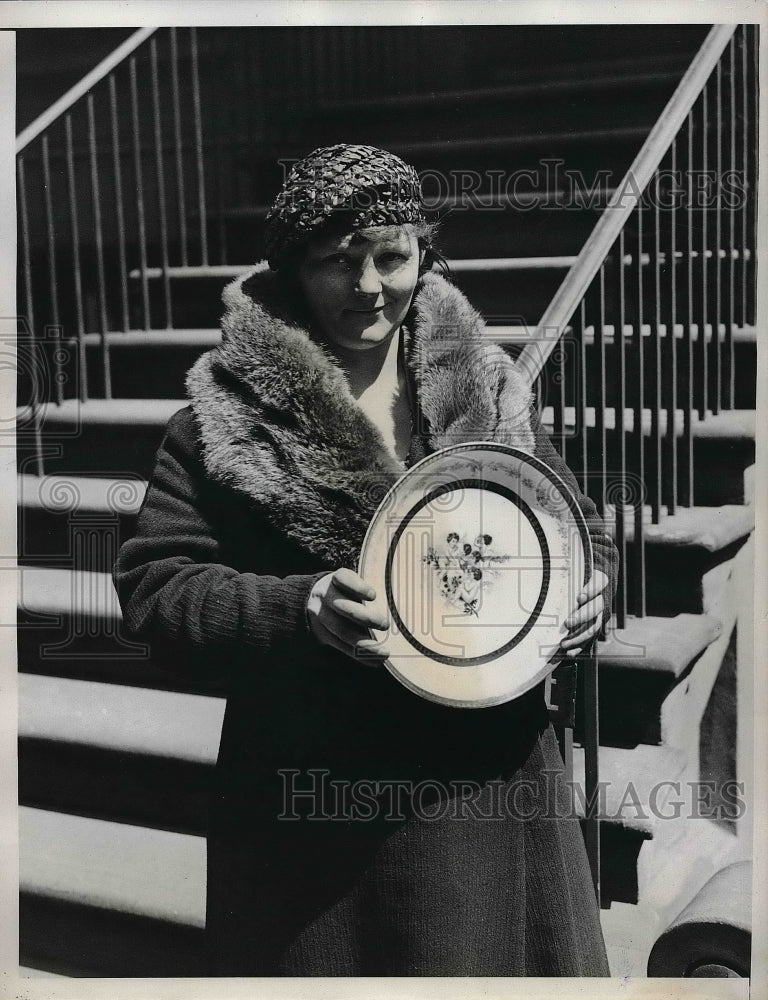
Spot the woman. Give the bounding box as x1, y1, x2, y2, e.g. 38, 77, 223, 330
114, 143, 617, 976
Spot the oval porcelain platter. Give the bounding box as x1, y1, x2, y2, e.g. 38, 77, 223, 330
358, 443, 593, 709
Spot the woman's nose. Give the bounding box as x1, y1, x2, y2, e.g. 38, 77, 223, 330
355, 259, 382, 296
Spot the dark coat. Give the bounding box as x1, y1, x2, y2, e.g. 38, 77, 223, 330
114, 265, 617, 976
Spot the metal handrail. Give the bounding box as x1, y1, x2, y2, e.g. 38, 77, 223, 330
519, 24, 737, 384
16, 27, 158, 153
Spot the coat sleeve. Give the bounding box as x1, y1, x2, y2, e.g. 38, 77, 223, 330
112, 406, 326, 682
527, 399, 619, 628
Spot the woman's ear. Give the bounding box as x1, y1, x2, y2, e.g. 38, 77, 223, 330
417, 244, 429, 275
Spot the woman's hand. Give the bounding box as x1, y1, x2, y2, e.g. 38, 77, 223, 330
307, 568, 390, 666
559, 570, 609, 657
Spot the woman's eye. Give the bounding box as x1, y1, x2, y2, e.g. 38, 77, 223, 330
380, 252, 407, 264
324, 254, 352, 267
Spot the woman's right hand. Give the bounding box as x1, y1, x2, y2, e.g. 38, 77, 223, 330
306, 568, 390, 666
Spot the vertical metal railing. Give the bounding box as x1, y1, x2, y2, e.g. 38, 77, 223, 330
17, 24, 758, 530
527, 24, 756, 627
713, 60, 724, 415
40, 135, 63, 406
681, 110, 695, 507
698, 81, 710, 419
527, 24, 757, 896
16, 27, 216, 468
651, 192, 663, 523
87, 93, 112, 397
129, 54, 150, 332
614, 229, 628, 628
150, 36, 172, 330
64, 114, 87, 401
17, 155, 44, 475
663, 138, 678, 516
109, 76, 130, 336
725, 35, 736, 409
632, 205, 647, 619
190, 28, 209, 268
169, 28, 189, 269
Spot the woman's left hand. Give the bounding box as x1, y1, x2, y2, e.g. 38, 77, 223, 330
559, 570, 609, 657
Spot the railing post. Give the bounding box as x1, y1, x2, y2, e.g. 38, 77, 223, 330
169, 27, 189, 268
682, 111, 695, 506
596, 265, 607, 519
713, 58, 723, 415
41, 135, 64, 407
129, 56, 151, 331
698, 80, 709, 420
582, 645, 601, 902
615, 229, 628, 628
190, 28, 209, 267
150, 34, 173, 330
17, 155, 45, 476
651, 185, 663, 524
64, 114, 87, 403
725, 33, 737, 409
87, 92, 112, 398
109, 74, 130, 334
633, 203, 646, 618
663, 140, 678, 516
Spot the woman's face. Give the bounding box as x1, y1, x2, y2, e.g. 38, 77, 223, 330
297, 225, 422, 352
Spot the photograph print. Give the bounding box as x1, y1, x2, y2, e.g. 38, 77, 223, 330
11, 11, 762, 988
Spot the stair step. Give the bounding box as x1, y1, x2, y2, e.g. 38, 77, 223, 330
17, 399, 185, 477
273, 122, 654, 162
541, 405, 755, 438
608, 503, 754, 550
306, 62, 688, 116
19, 673, 224, 762
280, 125, 650, 172
20, 805, 205, 923
16, 566, 225, 694
595, 614, 723, 747
19, 397, 182, 427
74, 329, 220, 348
18, 474, 146, 570
20, 806, 206, 976
573, 743, 688, 907
73, 331, 217, 399
19, 674, 224, 833
578, 322, 757, 345
599, 613, 723, 679
18, 565, 122, 620
548, 323, 756, 407
544, 409, 755, 506
18, 472, 147, 514
573, 743, 689, 833
612, 505, 754, 614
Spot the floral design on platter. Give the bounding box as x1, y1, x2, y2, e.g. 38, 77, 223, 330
535, 479, 564, 517
422, 530, 510, 618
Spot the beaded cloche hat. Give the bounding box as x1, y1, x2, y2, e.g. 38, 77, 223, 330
264, 143, 427, 270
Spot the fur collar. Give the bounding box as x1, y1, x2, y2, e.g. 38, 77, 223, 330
185, 263, 534, 568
